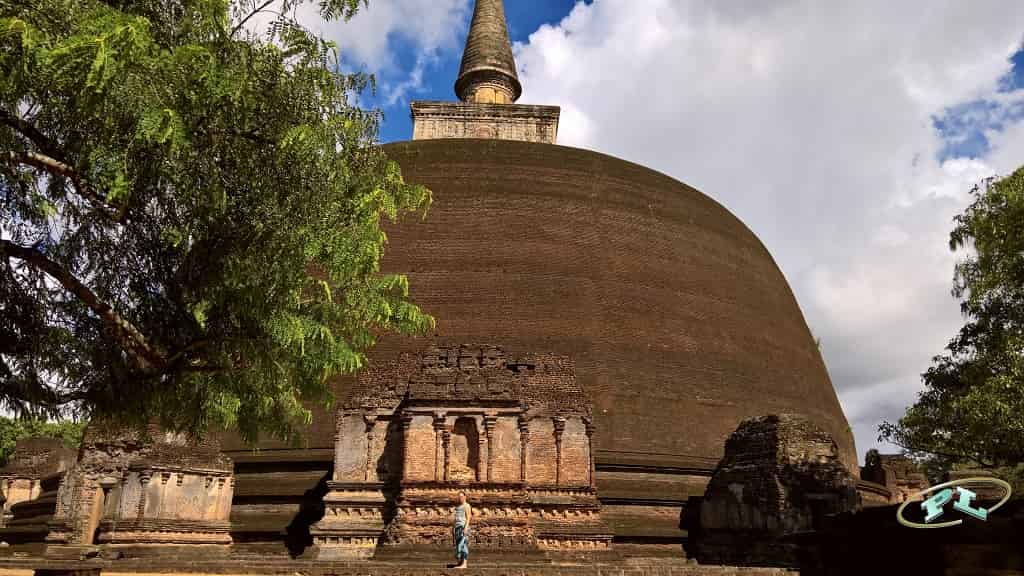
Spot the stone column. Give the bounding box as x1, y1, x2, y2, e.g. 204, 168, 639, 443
442, 426, 452, 482
483, 413, 498, 482
518, 416, 530, 483
433, 413, 447, 482
400, 413, 414, 480
363, 413, 377, 482
137, 470, 152, 520
584, 417, 596, 488
553, 417, 566, 487
476, 419, 487, 483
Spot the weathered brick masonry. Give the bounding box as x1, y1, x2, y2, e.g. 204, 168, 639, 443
310, 344, 612, 559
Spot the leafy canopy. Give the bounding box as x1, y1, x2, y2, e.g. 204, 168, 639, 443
0, 0, 433, 442
881, 166, 1024, 469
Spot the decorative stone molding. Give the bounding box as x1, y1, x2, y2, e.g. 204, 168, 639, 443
44, 423, 233, 555
410, 101, 560, 144
310, 482, 388, 559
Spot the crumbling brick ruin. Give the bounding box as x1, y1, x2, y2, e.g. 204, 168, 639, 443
858, 451, 928, 506
689, 414, 859, 568
43, 423, 234, 556
0, 438, 77, 536
310, 344, 612, 559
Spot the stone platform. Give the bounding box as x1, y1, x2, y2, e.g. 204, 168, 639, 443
0, 557, 797, 576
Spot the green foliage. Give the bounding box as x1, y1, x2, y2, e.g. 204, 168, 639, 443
881, 167, 1024, 468
0, 417, 85, 466
0, 0, 432, 443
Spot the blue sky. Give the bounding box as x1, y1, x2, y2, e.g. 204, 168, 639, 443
933, 50, 1024, 161
370, 0, 586, 143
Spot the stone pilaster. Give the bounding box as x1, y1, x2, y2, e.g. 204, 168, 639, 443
476, 420, 488, 483
432, 413, 447, 482
442, 427, 452, 483
484, 413, 498, 483
518, 416, 530, 483
584, 417, 595, 489
552, 417, 566, 487
363, 413, 377, 482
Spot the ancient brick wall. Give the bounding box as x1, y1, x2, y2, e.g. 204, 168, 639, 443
528, 419, 556, 485
490, 416, 521, 483
692, 414, 859, 568
367, 418, 394, 483
560, 418, 590, 486
334, 414, 370, 482
403, 415, 437, 482
0, 438, 78, 525
46, 424, 234, 548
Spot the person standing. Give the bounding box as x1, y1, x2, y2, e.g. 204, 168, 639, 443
453, 491, 472, 569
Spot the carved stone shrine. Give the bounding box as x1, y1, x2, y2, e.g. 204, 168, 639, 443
310, 344, 612, 559
44, 423, 233, 555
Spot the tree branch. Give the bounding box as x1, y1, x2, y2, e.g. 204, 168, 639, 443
4, 150, 127, 222
1, 109, 129, 223
0, 239, 166, 372
231, 0, 277, 38
0, 108, 58, 155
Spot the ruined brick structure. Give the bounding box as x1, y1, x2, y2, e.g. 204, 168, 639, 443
689, 414, 859, 568
311, 344, 611, 559
0, 439, 76, 529
44, 424, 233, 555
858, 451, 928, 506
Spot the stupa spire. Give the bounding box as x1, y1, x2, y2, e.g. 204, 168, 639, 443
455, 0, 522, 104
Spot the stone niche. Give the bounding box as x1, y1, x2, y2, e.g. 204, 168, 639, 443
690, 414, 859, 568
45, 423, 233, 555
0, 438, 77, 527
310, 344, 612, 559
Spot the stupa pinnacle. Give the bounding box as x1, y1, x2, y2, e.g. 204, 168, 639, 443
455, 0, 522, 103
410, 0, 560, 143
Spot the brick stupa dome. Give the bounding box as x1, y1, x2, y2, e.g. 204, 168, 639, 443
221, 0, 856, 545
220, 139, 856, 541
376, 137, 857, 472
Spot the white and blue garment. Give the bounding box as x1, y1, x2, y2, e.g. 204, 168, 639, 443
453, 503, 470, 561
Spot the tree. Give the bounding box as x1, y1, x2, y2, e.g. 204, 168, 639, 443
0, 417, 85, 466
881, 167, 1024, 469
0, 0, 433, 443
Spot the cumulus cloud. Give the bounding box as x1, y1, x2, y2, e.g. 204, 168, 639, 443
247, 0, 470, 102
514, 0, 1024, 460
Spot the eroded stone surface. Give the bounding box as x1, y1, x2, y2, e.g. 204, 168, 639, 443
44, 424, 233, 553
691, 414, 859, 568
411, 102, 560, 144
0, 439, 76, 527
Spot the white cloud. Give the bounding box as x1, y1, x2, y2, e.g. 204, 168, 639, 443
247, 0, 470, 102
515, 0, 1024, 461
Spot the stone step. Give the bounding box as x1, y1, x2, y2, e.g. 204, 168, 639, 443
0, 557, 799, 576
